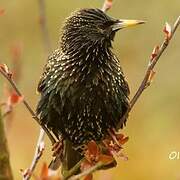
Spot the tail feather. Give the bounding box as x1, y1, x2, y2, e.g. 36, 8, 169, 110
49, 140, 82, 174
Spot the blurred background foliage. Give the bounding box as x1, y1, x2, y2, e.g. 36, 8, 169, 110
0, 0, 180, 179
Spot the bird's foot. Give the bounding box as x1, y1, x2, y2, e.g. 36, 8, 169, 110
52, 138, 64, 157
48, 138, 64, 170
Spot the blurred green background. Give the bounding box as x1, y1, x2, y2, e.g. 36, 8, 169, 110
0, 0, 180, 179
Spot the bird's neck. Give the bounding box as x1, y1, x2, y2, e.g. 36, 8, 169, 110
60, 39, 113, 67
59, 39, 120, 87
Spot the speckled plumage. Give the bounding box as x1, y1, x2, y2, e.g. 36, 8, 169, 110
36, 8, 130, 147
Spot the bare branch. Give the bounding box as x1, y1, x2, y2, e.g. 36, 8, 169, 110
2, 43, 23, 124
22, 128, 45, 180
130, 16, 180, 110
0, 67, 56, 144
118, 16, 180, 126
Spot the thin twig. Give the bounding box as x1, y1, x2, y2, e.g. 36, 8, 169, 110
130, 16, 180, 109
120, 16, 180, 123
0, 68, 56, 144
38, 0, 52, 54
23, 128, 45, 180
4, 42, 23, 123
69, 162, 103, 180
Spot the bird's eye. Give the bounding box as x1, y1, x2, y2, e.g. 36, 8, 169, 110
99, 21, 115, 30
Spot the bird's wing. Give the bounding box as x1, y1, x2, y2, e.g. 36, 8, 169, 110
36, 49, 63, 135
37, 49, 61, 93
121, 76, 130, 97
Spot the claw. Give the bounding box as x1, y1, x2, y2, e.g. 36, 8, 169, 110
52, 139, 64, 157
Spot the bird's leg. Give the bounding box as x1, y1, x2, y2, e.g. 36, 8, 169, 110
107, 128, 121, 148
52, 136, 64, 157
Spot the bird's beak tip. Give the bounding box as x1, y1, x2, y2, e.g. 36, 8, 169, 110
112, 19, 146, 31
137, 20, 146, 25
119, 19, 146, 27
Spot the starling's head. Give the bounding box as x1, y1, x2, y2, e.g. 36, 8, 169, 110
61, 8, 144, 51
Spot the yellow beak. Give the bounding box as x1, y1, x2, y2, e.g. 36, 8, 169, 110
112, 19, 145, 31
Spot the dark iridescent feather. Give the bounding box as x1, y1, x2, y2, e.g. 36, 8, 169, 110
36, 8, 130, 148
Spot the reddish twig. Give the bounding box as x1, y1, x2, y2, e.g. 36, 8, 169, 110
130, 16, 180, 110
117, 16, 180, 125
0, 68, 56, 144
0, 43, 23, 124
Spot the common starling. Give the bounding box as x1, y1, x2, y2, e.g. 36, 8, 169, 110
36, 8, 144, 150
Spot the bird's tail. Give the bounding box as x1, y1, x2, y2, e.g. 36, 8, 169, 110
49, 140, 82, 174
62, 140, 83, 171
